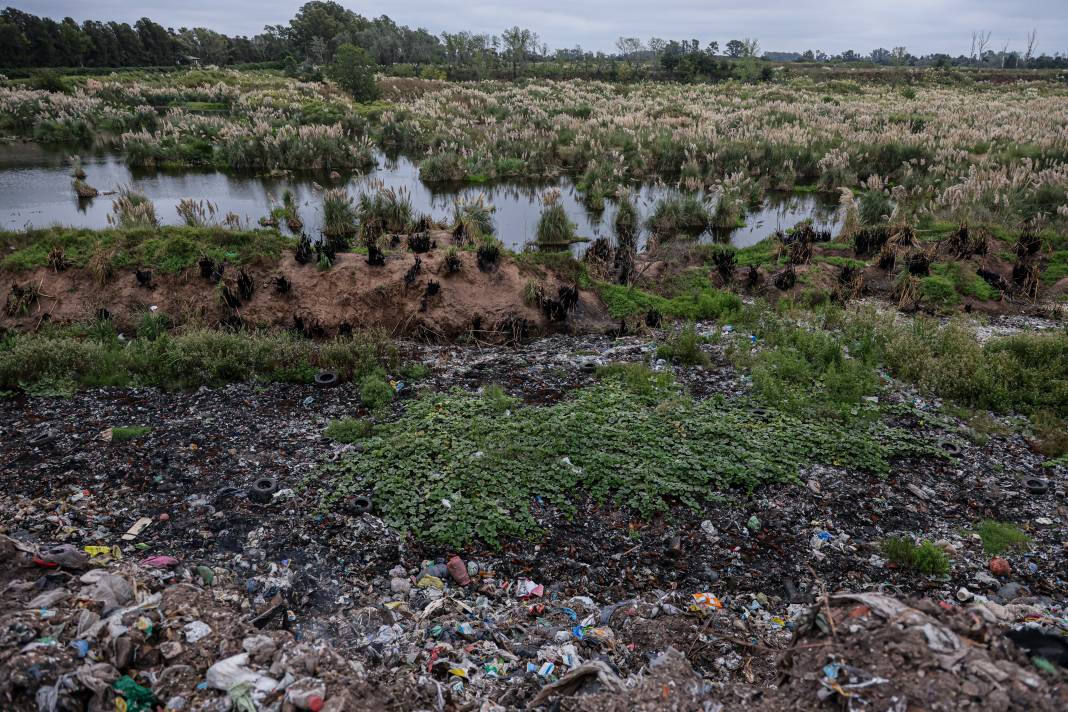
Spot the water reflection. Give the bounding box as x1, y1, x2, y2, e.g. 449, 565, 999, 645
0, 143, 840, 251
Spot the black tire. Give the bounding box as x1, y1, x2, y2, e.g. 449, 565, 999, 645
314, 371, 340, 388
28, 431, 58, 447
939, 440, 962, 457
1024, 477, 1049, 495
350, 495, 373, 515
249, 477, 278, 503
579, 362, 597, 375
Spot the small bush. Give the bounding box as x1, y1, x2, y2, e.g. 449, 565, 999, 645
535, 202, 577, 249
481, 384, 515, 412
324, 417, 373, 443
919, 275, 958, 307
881, 537, 950, 575
859, 191, 892, 225
976, 520, 1031, 555
646, 195, 711, 238
657, 324, 710, 367
360, 371, 394, 411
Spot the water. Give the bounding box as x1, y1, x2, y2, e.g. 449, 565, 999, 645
0, 143, 840, 250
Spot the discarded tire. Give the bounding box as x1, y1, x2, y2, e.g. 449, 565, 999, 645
249, 477, 278, 503
349, 495, 373, 515
28, 431, 58, 447
579, 362, 597, 375
314, 371, 340, 388
939, 440, 962, 456
751, 407, 770, 418
1024, 477, 1049, 495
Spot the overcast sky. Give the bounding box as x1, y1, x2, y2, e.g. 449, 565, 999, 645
10, 1, 1067, 55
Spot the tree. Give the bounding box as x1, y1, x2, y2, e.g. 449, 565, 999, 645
971, 30, 991, 64
725, 39, 745, 58
502, 26, 538, 80
1024, 29, 1038, 66
287, 1, 368, 62
328, 43, 378, 101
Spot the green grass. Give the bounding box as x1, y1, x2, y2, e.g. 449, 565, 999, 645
110, 425, 152, 442
0, 226, 294, 274
919, 275, 960, 307
594, 280, 741, 321
881, 537, 951, 575
324, 418, 374, 443
878, 318, 1068, 417
732, 312, 881, 419
1044, 251, 1068, 284
816, 255, 869, 269
594, 363, 676, 397
0, 326, 395, 393
976, 520, 1031, 555
323, 379, 939, 547
930, 262, 1000, 301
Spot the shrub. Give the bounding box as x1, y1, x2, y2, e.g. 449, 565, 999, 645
656, 324, 710, 366
360, 371, 394, 411
324, 417, 374, 443
859, 191, 892, 225
31, 69, 68, 93
646, 195, 711, 238
535, 197, 576, 249
328, 43, 379, 102
881, 537, 950, 575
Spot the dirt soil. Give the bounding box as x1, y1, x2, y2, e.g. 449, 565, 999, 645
1, 327, 1065, 710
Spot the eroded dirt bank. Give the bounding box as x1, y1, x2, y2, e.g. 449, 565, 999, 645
0, 245, 610, 340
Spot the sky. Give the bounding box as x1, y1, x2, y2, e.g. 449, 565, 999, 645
10, 1, 1067, 56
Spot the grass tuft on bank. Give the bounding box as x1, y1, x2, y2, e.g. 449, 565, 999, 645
0, 225, 294, 274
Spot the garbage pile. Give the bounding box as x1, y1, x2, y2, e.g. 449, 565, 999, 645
758, 591, 1068, 711
2, 531, 1065, 711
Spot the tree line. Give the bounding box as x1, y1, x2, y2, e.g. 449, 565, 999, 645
2, 2, 1065, 74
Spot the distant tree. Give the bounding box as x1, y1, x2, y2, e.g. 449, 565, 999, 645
870, 47, 891, 64
502, 25, 538, 79
1023, 29, 1038, 66
725, 39, 745, 58
58, 18, 92, 66
328, 42, 378, 101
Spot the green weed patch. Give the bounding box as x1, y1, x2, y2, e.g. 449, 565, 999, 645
325, 378, 938, 547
